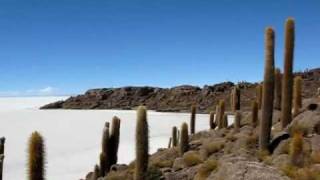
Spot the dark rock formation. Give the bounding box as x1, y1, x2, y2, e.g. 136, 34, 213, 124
41, 68, 320, 112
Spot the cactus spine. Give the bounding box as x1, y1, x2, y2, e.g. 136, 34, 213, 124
281, 18, 295, 128
100, 124, 110, 176
256, 84, 263, 109
231, 86, 240, 111
216, 100, 225, 129
209, 111, 216, 129
234, 111, 241, 132
259, 27, 275, 151
28, 131, 45, 180
293, 76, 302, 116
172, 126, 178, 147
252, 101, 258, 128
135, 106, 149, 180
109, 116, 121, 166
190, 105, 196, 134
179, 122, 189, 156
274, 68, 282, 110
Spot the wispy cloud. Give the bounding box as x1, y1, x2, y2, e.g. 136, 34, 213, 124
0, 86, 61, 97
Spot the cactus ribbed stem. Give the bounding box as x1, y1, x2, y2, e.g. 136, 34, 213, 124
109, 116, 121, 166
259, 27, 275, 151
135, 106, 149, 180
234, 111, 241, 132
217, 100, 225, 129
281, 18, 295, 128
100, 125, 110, 176
231, 86, 240, 111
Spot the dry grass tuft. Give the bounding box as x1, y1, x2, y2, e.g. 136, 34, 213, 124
194, 159, 218, 180
183, 151, 203, 167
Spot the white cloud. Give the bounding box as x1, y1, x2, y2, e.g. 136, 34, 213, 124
0, 86, 60, 97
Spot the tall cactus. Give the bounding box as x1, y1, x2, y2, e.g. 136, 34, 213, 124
252, 101, 258, 128
109, 116, 121, 166
231, 86, 240, 111
28, 131, 45, 180
190, 105, 196, 134
274, 68, 282, 110
135, 106, 149, 180
256, 84, 263, 109
209, 111, 216, 129
259, 27, 275, 151
217, 100, 225, 129
100, 124, 110, 176
281, 18, 295, 128
179, 122, 189, 156
293, 76, 302, 116
172, 126, 178, 147
223, 114, 228, 128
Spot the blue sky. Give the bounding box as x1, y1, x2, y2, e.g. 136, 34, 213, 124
0, 0, 319, 96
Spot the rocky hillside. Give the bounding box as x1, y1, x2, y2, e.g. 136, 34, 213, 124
84, 97, 320, 180
41, 68, 320, 112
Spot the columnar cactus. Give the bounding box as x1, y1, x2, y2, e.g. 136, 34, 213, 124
135, 106, 149, 180
234, 111, 241, 132
231, 86, 240, 111
209, 111, 216, 129
217, 100, 225, 129
109, 116, 121, 166
293, 76, 302, 116
100, 125, 110, 176
256, 84, 263, 109
190, 105, 196, 134
274, 68, 282, 110
179, 122, 189, 156
259, 27, 275, 151
290, 132, 304, 167
172, 126, 178, 147
28, 131, 45, 180
168, 138, 172, 148
252, 101, 258, 128
0, 155, 3, 180
281, 18, 295, 128
0, 137, 4, 155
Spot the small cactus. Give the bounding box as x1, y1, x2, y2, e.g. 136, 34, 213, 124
28, 131, 45, 180
179, 122, 189, 156
190, 105, 196, 134
281, 18, 295, 128
274, 68, 282, 110
290, 132, 304, 167
172, 126, 178, 147
252, 101, 258, 128
135, 106, 149, 180
234, 111, 241, 132
256, 84, 263, 109
209, 111, 216, 129
109, 116, 121, 166
293, 76, 302, 116
259, 27, 275, 151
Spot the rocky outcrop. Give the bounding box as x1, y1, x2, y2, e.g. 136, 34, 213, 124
41, 68, 320, 112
